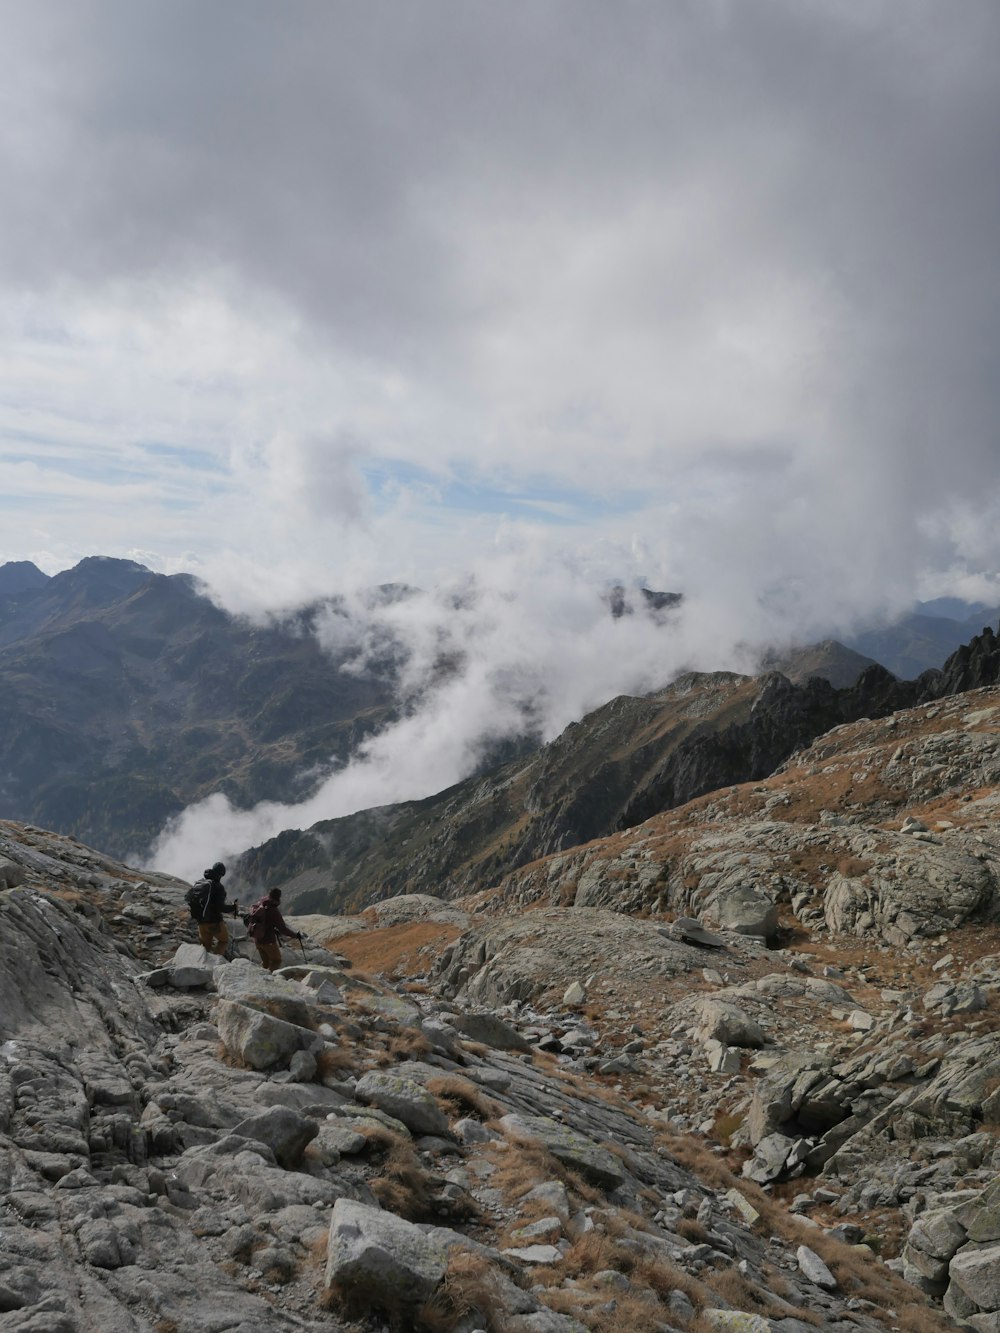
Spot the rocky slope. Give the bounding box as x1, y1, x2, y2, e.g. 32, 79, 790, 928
0, 558, 403, 856
8, 655, 1000, 1333
2, 813, 986, 1333
234, 623, 1000, 915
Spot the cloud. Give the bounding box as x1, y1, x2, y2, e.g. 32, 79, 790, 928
144, 538, 764, 880
1, 1, 1000, 869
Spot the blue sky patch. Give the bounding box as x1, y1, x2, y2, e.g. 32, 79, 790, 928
361, 459, 645, 524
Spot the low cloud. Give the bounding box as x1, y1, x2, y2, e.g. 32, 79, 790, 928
144, 541, 773, 881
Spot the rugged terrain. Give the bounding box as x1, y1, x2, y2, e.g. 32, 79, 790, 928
234, 625, 1000, 915
0, 558, 403, 856
5, 658, 1000, 1330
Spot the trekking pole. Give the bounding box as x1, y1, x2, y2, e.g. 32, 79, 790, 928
298, 932, 307, 962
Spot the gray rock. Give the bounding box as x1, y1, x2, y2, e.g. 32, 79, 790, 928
216, 998, 319, 1071
796, 1245, 838, 1290
354, 1070, 451, 1137
0, 857, 26, 889
215, 960, 313, 1025
324, 1198, 450, 1308
949, 1242, 1000, 1312
288, 1049, 317, 1082
906, 1207, 967, 1262
449, 1010, 532, 1051
714, 886, 779, 941
497, 1113, 626, 1191
668, 917, 727, 948
230, 1105, 319, 1168
697, 999, 765, 1048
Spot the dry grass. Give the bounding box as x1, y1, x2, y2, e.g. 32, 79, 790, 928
542, 1285, 671, 1333
356, 1124, 436, 1221
425, 1074, 505, 1122
491, 1132, 605, 1210
675, 1218, 710, 1244
315, 1044, 357, 1078
893, 1303, 961, 1333
485, 1139, 568, 1205
700, 1264, 771, 1313
373, 1027, 433, 1066
458, 1039, 489, 1057
417, 1251, 511, 1333
214, 1042, 252, 1072
552, 1230, 632, 1281
333, 920, 464, 977
793, 1227, 954, 1326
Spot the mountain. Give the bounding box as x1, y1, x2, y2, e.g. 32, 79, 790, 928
234, 624, 1000, 913
758, 638, 880, 688
844, 600, 1000, 678
0, 558, 49, 596
0, 557, 402, 856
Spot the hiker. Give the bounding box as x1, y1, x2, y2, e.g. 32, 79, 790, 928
246, 887, 302, 972
196, 862, 238, 956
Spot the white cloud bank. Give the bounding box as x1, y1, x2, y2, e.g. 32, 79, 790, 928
143, 540, 772, 880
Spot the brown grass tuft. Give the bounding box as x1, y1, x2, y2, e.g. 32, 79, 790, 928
380, 1028, 433, 1063
315, 1044, 357, 1079
425, 1074, 505, 1122
417, 1251, 510, 1332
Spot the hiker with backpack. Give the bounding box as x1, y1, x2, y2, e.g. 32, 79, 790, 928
186, 862, 239, 956
245, 887, 303, 972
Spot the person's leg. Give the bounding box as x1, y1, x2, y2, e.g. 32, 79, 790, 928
198, 920, 229, 955
256, 941, 282, 972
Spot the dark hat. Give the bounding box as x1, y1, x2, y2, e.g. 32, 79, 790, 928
210, 862, 226, 878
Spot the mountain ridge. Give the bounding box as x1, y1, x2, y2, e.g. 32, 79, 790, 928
234, 625, 1000, 913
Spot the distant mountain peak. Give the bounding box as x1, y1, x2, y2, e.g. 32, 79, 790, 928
0, 561, 49, 597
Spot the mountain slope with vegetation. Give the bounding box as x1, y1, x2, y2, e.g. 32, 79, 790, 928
0, 557, 401, 857
235, 625, 1000, 913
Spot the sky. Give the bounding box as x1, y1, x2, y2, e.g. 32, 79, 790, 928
2, 2, 1000, 875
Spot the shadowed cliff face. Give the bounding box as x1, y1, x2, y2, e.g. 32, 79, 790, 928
234, 626, 1000, 914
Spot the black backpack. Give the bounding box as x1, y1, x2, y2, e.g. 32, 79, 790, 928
185, 878, 212, 922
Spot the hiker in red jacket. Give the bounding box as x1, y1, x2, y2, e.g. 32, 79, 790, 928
247, 887, 302, 972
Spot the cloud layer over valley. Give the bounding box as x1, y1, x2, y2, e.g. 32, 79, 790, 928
145, 548, 761, 879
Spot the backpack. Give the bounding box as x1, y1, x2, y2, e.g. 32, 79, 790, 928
243, 897, 269, 940
185, 878, 212, 922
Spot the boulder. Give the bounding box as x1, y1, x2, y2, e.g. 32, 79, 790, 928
216, 999, 319, 1072
169, 943, 224, 989
324, 1198, 450, 1309
354, 1070, 450, 1138
948, 1242, 1000, 1313
0, 858, 26, 889
215, 961, 313, 1025
498, 1113, 627, 1191
796, 1245, 837, 1290
714, 887, 780, 941
696, 999, 765, 1048
230, 1106, 318, 1168
668, 917, 727, 948
449, 1010, 531, 1051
